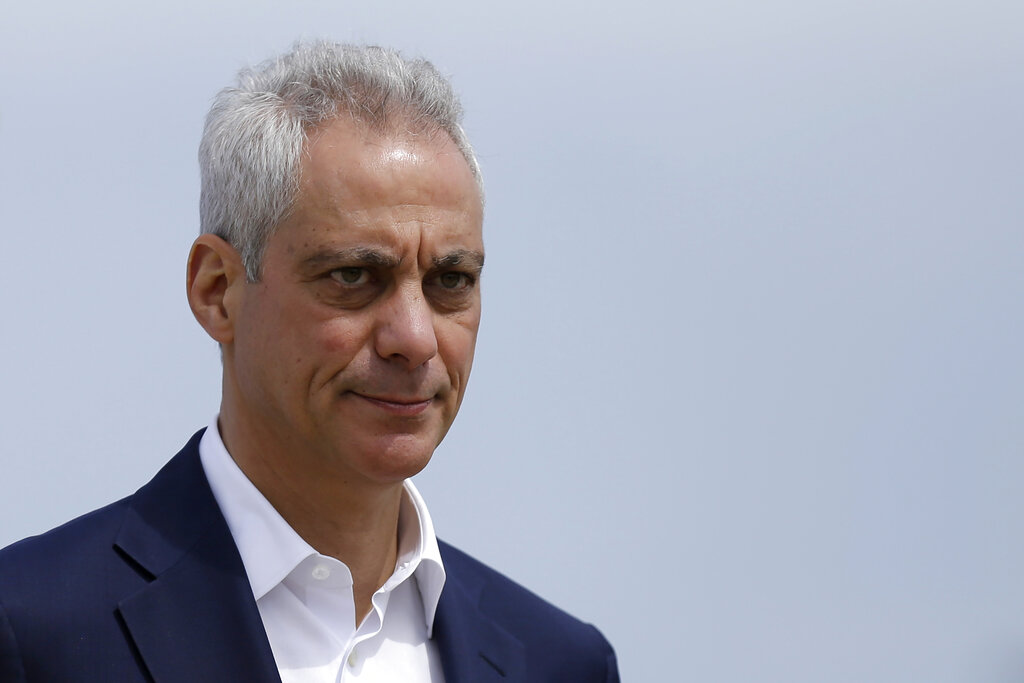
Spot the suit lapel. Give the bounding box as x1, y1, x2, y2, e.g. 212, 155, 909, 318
113, 432, 280, 683
432, 556, 526, 683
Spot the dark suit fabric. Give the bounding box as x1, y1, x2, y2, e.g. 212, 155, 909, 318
0, 431, 618, 682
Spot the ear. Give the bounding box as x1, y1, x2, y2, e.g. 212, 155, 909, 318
186, 233, 246, 345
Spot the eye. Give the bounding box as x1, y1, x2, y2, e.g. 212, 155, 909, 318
330, 267, 370, 285
437, 272, 471, 290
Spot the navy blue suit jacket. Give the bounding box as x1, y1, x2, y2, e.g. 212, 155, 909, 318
0, 431, 618, 682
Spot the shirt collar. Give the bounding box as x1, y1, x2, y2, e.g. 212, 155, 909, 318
401, 473, 446, 635
197, 417, 446, 635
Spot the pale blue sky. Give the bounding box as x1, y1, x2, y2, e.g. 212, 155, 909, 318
2, 1, 1023, 680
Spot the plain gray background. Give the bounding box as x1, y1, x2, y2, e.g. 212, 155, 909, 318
2, 1, 1022, 680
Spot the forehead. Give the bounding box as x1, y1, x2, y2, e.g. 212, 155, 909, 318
298, 116, 481, 218
264, 116, 485, 269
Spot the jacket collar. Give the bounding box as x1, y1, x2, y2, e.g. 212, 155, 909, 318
432, 541, 526, 682
112, 430, 281, 682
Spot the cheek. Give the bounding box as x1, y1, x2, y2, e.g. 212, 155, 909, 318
318, 316, 372, 361
246, 299, 353, 381
439, 318, 480, 380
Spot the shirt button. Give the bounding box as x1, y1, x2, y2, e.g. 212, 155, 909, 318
347, 650, 358, 667
311, 565, 330, 580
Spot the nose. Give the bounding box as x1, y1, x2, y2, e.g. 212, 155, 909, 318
373, 284, 438, 369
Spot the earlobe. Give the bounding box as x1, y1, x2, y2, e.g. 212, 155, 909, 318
186, 234, 245, 344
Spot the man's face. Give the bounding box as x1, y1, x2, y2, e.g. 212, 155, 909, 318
225, 118, 484, 487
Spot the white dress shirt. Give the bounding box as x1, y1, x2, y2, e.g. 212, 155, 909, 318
198, 418, 447, 682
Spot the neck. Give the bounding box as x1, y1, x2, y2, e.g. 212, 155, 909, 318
217, 411, 404, 624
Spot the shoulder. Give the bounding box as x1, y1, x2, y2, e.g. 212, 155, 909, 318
0, 496, 132, 591
439, 540, 601, 632
438, 540, 618, 681
0, 432, 215, 680
0, 494, 150, 645
0, 430, 209, 601
0, 496, 144, 678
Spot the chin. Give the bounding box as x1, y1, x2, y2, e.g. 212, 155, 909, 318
353, 433, 438, 483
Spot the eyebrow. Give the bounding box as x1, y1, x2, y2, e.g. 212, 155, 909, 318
300, 247, 401, 272
433, 249, 485, 273
299, 246, 485, 275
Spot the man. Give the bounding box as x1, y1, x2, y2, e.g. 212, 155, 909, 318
0, 41, 617, 682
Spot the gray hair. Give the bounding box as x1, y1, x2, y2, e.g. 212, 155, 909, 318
199, 40, 483, 281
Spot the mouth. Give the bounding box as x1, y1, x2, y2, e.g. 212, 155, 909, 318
352, 393, 435, 416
